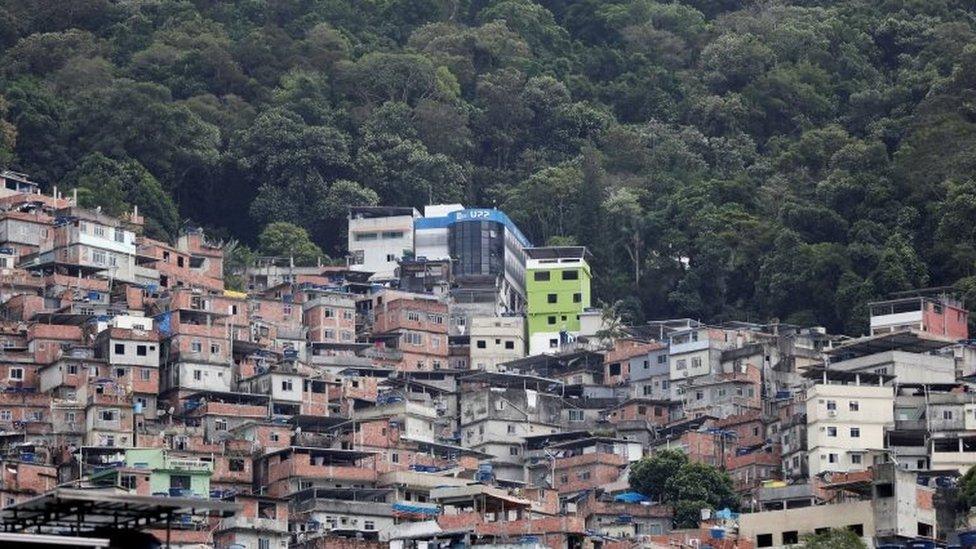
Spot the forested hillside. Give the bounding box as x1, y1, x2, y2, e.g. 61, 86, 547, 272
2, 0, 976, 335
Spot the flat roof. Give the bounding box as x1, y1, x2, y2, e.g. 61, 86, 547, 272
291, 487, 392, 503
826, 330, 954, 359
524, 246, 590, 261
261, 446, 375, 462
290, 415, 350, 431
0, 488, 240, 534
183, 390, 270, 406
459, 371, 563, 392
802, 367, 896, 384
547, 436, 633, 450
349, 206, 417, 218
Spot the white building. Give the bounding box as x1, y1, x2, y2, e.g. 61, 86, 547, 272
412, 203, 463, 260
805, 369, 894, 476
469, 316, 525, 371
347, 206, 419, 280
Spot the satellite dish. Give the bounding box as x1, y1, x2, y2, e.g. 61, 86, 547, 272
167, 406, 175, 415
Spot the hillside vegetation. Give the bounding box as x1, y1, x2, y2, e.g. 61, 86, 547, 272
3, 0, 976, 334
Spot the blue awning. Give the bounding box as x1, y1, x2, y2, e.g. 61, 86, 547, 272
613, 492, 649, 503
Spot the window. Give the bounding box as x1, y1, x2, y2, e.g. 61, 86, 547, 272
676, 359, 687, 370
65, 411, 76, 423
0, 410, 9, 421
115, 368, 126, 378
215, 419, 227, 431
119, 474, 137, 490
549, 338, 558, 348
391, 453, 399, 463
826, 400, 837, 411
364, 520, 376, 531
850, 427, 860, 438
68, 364, 78, 375
782, 531, 799, 545
609, 363, 621, 376
191, 341, 202, 353
562, 270, 579, 280
638, 406, 647, 415
568, 409, 584, 422
944, 410, 954, 420
695, 391, 704, 401
691, 357, 702, 369
141, 368, 151, 380
547, 294, 557, 304
848, 524, 864, 536
93, 225, 106, 238
136, 345, 147, 356
573, 293, 581, 303
386, 254, 396, 262
281, 380, 294, 391
92, 250, 107, 264
505, 341, 514, 350
534, 271, 550, 281
509, 446, 519, 456
270, 433, 279, 442
849, 401, 859, 412
229, 458, 245, 472
547, 316, 556, 325
114, 343, 125, 355
355, 232, 378, 241
210, 343, 220, 355
851, 454, 862, 465
756, 534, 773, 548
507, 424, 516, 434
8, 368, 23, 380
827, 427, 837, 437
828, 453, 838, 463
382, 231, 404, 239
193, 370, 202, 381
100, 410, 117, 422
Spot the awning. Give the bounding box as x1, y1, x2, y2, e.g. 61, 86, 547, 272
0, 488, 240, 535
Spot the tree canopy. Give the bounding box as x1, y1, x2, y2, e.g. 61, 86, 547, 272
629, 448, 737, 528
3, 0, 976, 333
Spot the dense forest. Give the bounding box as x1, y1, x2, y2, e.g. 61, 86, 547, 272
2, 0, 976, 335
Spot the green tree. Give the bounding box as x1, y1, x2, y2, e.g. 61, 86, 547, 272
801, 528, 867, 549
257, 222, 325, 267
628, 449, 688, 503
66, 153, 180, 241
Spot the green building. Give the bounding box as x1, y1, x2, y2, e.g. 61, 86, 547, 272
524, 247, 592, 355
125, 448, 213, 497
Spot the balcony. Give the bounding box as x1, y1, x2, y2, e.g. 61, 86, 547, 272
362, 346, 403, 362
217, 516, 288, 533
163, 457, 213, 473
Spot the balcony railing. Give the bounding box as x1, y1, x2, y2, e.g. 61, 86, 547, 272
217, 516, 288, 533
163, 458, 213, 473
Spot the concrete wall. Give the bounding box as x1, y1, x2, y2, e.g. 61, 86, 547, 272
739, 500, 874, 548
806, 383, 893, 476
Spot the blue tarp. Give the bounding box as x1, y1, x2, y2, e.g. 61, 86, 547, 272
156, 311, 172, 336
613, 492, 650, 503
392, 502, 440, 516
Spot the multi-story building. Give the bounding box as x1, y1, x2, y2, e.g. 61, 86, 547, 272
868, 295, 968, 339
524, 247, 591, 355
468, 316, 525, 371
347, 206, 418, 280
805, 368, 894, 476
371, 296, 448, 371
